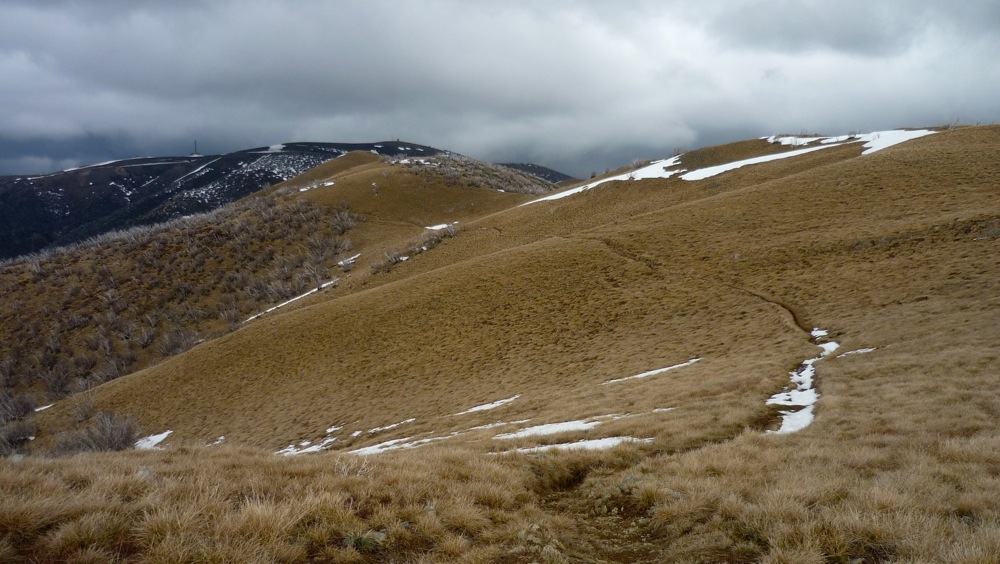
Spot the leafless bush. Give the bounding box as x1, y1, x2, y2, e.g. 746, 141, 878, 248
43, 331, 62, 353
371, 251, 407, 274
41, 363, 72, 398
246, 275, 270, 301
266, 279, 294, 301
157, 327, 199, 357
52, 411, 142, 455
70, 393, 95, 423
66, 312, 90, 330
92, 363, 122, 384
220, 305, 241, 326
221, 270, 249, 293
0, 357, 16, 387
136, 326, 157, 348
0, 391, 36, 425
302, 258, 331, 291
0, 419, 38, 456
330, 207, 362, 235
72, 354, 98, 375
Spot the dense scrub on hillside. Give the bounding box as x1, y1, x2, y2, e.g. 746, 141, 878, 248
0, 185, 362, 453
387, 153, 555, 195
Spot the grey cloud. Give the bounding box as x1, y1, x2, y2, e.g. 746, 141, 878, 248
1, 1, 999, 177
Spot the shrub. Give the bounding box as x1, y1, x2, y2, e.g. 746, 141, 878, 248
0, 419, 38, 456
0, 391, 36, 424
330, 208, 362, 235
156, 328, 199, 357
52, 411, 142, 455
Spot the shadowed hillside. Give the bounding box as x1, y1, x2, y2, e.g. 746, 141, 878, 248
3, 126, 999, 562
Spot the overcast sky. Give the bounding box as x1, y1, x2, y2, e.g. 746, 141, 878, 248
2, 0, 998, 177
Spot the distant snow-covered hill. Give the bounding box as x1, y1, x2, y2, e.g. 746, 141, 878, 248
0, 141, 441, 259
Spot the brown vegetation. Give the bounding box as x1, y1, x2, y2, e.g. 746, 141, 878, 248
3, 127, 999, 561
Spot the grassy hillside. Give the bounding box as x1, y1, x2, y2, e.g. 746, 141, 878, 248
3, 127, 999, 562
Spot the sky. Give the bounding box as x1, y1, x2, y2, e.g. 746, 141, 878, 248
1, 0, 998, 178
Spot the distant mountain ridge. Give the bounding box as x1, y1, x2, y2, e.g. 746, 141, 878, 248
0, 141, 442, 259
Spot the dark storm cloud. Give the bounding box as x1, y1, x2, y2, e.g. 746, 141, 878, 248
1, 0, 998, 177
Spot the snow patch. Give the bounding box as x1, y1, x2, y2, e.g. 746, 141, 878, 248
453, 394, 521, 416
602, 358, 701, 385
135, 430, 172, 450
766, 328, 840, 434
522, 156, 683, 205
425, 222, 458, 231
467, 419, 533, 431
349, 437, 413, 455
494, 418, 604, 439
680, 143, 842, 181
368, 418, 416, 434
34, 404, 53, 412
337, 254, 361, 267
516, 437, 653, 453
244, 279, 338, 322
858, 129, 936, 154
276, 435, 339, 456
840, 347, 877, 356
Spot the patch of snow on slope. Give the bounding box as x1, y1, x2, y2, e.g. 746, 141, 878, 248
680, 143, 843, 181
523, 156, 683, 205
467, 419, 533, 431
840, 347, 877, 356
135, 430, 172, 450
516, 437, 653, 453
349, 438, 414, 455
425, 222, 458, 231
494, 418, 604, 439
276, 435, 339, 456
244, 279, 338, 322
368, 418, 416, 434
857, 129, 936, 154
453, 394, 521, 415
337, 254, 360, 267
524, 129, 934, 206
765, 135, 827, 147
602, 358, 700, 385
766, 328, 840, 434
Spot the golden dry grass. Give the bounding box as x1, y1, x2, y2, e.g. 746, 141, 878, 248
6, 126, 1000, 561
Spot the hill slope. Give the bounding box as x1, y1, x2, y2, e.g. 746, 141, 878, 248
0, 141, 442, 259
5, 126, 1000, 562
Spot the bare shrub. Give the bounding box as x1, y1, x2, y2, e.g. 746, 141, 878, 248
330, 207, 362, 235
72, 354, 98, 375
41, 363, 72, 398
0, 419, 38, 456
371, 251, 407, 274
70, 393, 95, 423
0, 357, 17, 387
52, 411, 142, 455
0, 391, 36, 424
302, 258, 331, 290
157, 327, 199, 357
66, 312, 89, 330
136, 326, 157, 348
220, 306, 241, 326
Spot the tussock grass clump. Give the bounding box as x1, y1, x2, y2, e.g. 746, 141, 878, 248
0, 444, 570, 562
